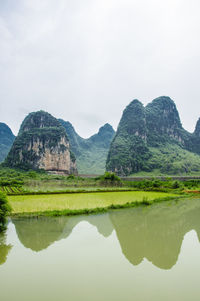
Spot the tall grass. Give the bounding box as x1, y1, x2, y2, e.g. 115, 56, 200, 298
8, 191, 178, 215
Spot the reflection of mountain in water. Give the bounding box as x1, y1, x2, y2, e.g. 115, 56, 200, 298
0, 232, 12, 265
12, 214, 113, 252
110, 198, 200, 269
12, 217, 70, 251
12, 198, 200, 270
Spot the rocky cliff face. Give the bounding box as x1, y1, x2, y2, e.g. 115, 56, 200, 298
0, 123, 15, 162
5, 111, 77, 174
194, 118, 200, 137
59, 120, 115, 174
106, 96, 200, 175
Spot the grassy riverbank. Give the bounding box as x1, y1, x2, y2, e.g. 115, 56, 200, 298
8, 191, 181, 217
0, 167, 196, 218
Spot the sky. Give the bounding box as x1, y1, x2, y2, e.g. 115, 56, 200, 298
0, 0, 200, 138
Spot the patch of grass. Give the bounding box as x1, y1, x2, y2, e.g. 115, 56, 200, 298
10, 195, 184, 217
8, 191, 179, 216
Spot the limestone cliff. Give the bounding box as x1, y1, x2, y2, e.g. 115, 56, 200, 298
4, 111, 77, 174
194, 118, 200, 137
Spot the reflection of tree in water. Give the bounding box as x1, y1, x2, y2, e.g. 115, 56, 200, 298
0, 232, 12, 265
12, 213, 113, 252
110, 198, 200, 270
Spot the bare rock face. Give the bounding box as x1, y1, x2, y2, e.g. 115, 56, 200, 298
195, 118, 200, 137
4, 111, 77, 175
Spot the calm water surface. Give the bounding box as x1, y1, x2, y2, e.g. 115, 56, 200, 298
1, 198, 200, 301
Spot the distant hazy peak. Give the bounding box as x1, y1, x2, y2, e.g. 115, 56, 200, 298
59, 119, 115, 174
97, 123, 115, 135
195, 118, 200, 136
0, 122, 15, 137
60, 119, 115, 140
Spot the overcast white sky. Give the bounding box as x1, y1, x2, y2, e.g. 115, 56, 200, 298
0, 0, 200, 137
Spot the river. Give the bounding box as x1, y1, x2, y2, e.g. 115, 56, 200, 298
1, 197, 200, 300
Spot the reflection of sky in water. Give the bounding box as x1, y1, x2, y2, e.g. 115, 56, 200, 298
1, 198, 200, 301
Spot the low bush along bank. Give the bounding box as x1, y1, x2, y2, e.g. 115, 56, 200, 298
0, 192, 11, 231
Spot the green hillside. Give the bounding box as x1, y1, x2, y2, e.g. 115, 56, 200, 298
106, 96, 200, 176
59, 120, 115, 174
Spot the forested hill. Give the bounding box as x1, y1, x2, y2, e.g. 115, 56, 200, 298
4, 111, 77, 174
106, 96, 200, 176
0, 123, 15, 162
59, 120, 115, 174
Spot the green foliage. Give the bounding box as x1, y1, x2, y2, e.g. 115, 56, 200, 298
19, 110, 61, 133
145, 96, 182, 146
60, 120, 115, 174
67, 174, 76, 180
70, 150, 76, 163
106, 100, 151, 175
26, 171, 38, 179
0, 167, 25, 187
124, 179, 177, 191
146, 144, 200, 175
171, 181, 182, 189
107, 96, 200, 176
0, 192, 11, 231
96, 172, 122, 187
99, 172, 121, 182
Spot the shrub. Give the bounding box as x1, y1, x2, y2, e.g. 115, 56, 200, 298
152, 180, 162, 188
0, 192, 11, 232
98, 172, 122, 186
171, 181, 181, 189
67, 174, 76, 180
27, 171, 38, 179
100, 172, 121, 182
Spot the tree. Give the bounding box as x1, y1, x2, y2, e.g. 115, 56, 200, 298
0, 192, 11, 232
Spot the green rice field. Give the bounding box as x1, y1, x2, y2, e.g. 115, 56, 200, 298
8, 191, 178, 214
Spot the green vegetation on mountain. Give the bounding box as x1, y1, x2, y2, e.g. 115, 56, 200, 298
59, 120, 115, 174
4, 111, 77, 173
0, 123, 15, 163
106, 100, 150, 175
106, 96, 200, 176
